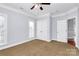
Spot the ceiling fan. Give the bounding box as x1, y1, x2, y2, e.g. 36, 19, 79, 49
30, 3, 51, 10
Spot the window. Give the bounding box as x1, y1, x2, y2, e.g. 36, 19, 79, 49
0, 14, 7, 45
29, 21, 34, 38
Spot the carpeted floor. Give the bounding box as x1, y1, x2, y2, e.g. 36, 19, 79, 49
0, 39, 79, 56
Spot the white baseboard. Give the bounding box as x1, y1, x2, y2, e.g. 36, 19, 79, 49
36, 39, 51, 42
0, 38, 34, 50
0, 38, 52, 50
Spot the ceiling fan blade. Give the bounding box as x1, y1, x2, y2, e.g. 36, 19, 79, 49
41, 3, 50, 5
31, 5, 35, 10
40, 6, 43, 10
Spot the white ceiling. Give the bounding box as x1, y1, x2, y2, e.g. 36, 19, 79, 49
1, 3, 79, 18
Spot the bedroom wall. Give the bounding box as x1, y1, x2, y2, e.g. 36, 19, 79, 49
51, 8, 78, 48
0, 6, 32, 48
77, 8, 79, 48
51, 16, 57, 40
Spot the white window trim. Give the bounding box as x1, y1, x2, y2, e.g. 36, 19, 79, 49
0, 13, 7, 45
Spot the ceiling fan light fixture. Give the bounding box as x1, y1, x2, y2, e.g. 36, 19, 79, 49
41, 3, 50, 5
31, 3, 50, 10
31, 5, 35, 10
35, 4, 39, 8
40, 6, 43, 10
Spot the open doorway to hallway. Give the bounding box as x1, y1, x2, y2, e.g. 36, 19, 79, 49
57, 18, 76, 47
67, 18, 76, 46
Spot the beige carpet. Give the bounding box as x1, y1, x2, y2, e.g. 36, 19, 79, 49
0, 39, 79, 56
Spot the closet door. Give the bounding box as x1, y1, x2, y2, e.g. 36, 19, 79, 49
37, 19, 49, 40
57, 20, 67, 42
37, 20, 42, 39
0, 15, 7, 45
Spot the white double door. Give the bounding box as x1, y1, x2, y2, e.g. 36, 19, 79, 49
57, 20, 67, 42
36, 19, 50, 40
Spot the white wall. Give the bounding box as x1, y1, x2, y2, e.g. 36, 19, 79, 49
0, 6, 31, 48
51, 17, 57, 40
77, 8, 79, 48
52, 8, 78, 48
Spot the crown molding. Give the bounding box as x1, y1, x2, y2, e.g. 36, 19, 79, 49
0, 4, 36, 19
51, 7, 78, 18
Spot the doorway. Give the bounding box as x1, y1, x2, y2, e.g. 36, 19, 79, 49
67, 18, 76, 46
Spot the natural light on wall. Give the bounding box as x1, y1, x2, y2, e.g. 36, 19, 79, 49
29, 21, 34, 38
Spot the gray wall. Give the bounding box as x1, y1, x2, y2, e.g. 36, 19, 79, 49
0, 7, 30, 48
77, 8, 79, 48
51, 17, 57, 40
